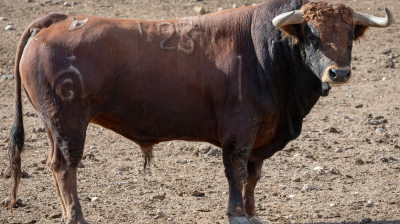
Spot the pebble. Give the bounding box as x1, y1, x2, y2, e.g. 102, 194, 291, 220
217, 7, 223, 11
117, 182, 127, 186
0, 17, 7, 21
199, 144, 211, 153
313, 166, 324, 171
33, 127, 46, 133
0, 74, 14, 80
191, 190, 205, 197
329, 203, 336, 207
63, 1, 71, 6
380, 156, 389, 163
194, 6, 206, 15
302, 184, 314, 191
154, 209, 166, 219
381, 49, 391, 54
26, 0, 33, 2
382, 77, 387, 81
355, 159, 365, 165
346, 93, 354, 99
252, 3, 257, 6
207, 148, 219, 157
48, 212, 62, 219
375, 128, 385, 134
91, 197, 100, 202
44, 0, 52, 3
334, 148, 342, 153
89, 145, 97, 149
5, 25, 15, 31
232, 4, 237, 8
355, 104, 363, 108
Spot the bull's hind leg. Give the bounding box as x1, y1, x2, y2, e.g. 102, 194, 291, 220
243, 161, 264, 224
46, 122, 88, 224
45, 127, 67, 219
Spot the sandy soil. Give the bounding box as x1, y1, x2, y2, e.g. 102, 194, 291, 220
0, 0, 399, 223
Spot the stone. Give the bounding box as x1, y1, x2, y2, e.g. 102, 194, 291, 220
33, 127, 46, 133
194, 6, 206, 15
232, 3, 237, 8
302, 184, 314, 191
91, 197, 100, 202
5, 25, 15, 31
334, 148, 342, 153
375, 128, 385, 135
380, 156, 389, 163
381, 49, 391, 54
48, 212, 62, 219
346, 93, 354, 99
355, 159, 365, 165
0, 74, 14, 80
191, 190, 205, 197
313, 166, 324, 171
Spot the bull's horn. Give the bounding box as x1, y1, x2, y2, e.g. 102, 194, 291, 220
272, 10, 304, 27
354, 7, 394, 27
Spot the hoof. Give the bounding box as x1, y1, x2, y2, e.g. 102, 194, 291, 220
249, 216, 266, 224
229, 216, 252, 224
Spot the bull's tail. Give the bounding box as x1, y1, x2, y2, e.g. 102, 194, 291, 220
8, 12, 68, 214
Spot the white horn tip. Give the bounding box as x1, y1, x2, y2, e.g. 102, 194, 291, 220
272, 11, 295, 27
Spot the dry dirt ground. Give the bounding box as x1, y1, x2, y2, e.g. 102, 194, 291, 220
0, 0, 399, 223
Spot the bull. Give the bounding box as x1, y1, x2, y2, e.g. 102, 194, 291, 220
8, 0, 393, 223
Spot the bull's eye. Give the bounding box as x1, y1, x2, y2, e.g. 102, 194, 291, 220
308, 35, 318, 47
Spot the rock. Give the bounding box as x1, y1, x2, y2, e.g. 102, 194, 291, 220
217, 7, 223, 12
383, 58, 394, 68
232, 3, 237, 8
44, 0, 52, 3
154, 209, 166, 219
355, 104, 363, 108
329, 203, 336, 207
381, 49, 391, 54
334, 148, 342, 153
48, 212, 62, 219
0, 17, 7, 21
5, 25, 15, 31
375, 128, 385, 135
313, 166, 324, 171
382, 77, 388, 81
194, 6, 206, 15
207, 148, 219, 157
33, 127, 46, 133
355, 159, 365, 165
3, 167, 11, 178
41, 158, 47, 164
199, 144, 211, 153
191, 190, 205, 197
78, 162, 85, 168
380, 156, 389, 163
292, 177, 301, 182
89, 145, 97, 149
26, 0, 33, 2
302, 184, 314, 191
252, 3, 257, 6
63, 1, 71, 6
117, 182, 127, 186
0, 74, 14, 80
346, 93, 354, 99
91, 197, 100, 202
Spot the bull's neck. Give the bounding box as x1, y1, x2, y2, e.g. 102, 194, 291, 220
251, 0, 321, 140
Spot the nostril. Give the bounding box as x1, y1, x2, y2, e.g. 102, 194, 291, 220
329, 69, 337, 80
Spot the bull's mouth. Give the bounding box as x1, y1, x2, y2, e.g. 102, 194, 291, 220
321, 82, 332, 97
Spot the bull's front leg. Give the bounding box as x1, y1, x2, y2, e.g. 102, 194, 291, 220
222, 135, 254, 224
243, 161, 264, 224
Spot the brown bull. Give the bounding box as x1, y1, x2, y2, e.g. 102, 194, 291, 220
9, 0, 393, 223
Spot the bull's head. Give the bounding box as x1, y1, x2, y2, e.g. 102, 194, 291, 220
272, 2, 394, 96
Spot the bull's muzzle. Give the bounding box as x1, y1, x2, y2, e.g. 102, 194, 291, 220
322, 65, 351, 84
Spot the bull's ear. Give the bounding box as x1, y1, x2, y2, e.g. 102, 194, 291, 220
279, 24, 302, 43
354, 25, 369, 41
